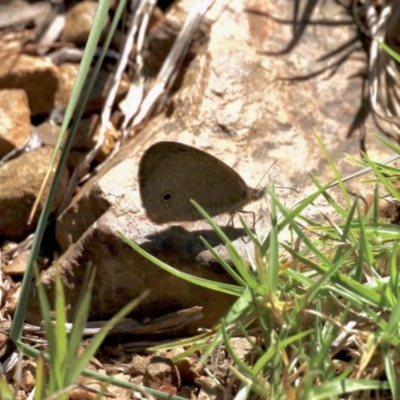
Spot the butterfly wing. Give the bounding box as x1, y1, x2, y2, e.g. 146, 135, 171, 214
138, 142, 250, 223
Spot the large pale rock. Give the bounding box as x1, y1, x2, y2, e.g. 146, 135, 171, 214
26, 0, 393, 332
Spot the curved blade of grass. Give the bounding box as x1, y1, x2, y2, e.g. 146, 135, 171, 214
268, 185, 279, 292
199, 236, 247, 287
221, 319, 253, 376
190, 200, 260, 289
312, 129, 351, 208
17, 290, 151, 392
389, 241, 400, 296
64, 264, 96, 384
377, 134, 400, 155
238, 213, 261, 246
375, 39, 400, 63
309, 378, 389, 399
118, 231, 242, 296
281, 242, 381, 306
197, 287, 257, 366
252, 329, 314, 375
381, 342, 398, 398
33, 263, 58, 381
50, 266, 69, 391
261, 180, 335, 254
68, 290, 150, 384
0, 377, 16, 399
34, 353, 47, 400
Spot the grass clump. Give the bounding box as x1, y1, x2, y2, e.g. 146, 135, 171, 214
124, 139, 400, 399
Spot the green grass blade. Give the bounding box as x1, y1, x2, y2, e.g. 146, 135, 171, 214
119, 231, 243, 296
375, 39, 400, 63
18, 340, 188, 400
68, 290, 149, 384
64, 264, 96, 384
10, 0, 112, 343
268, 186, 279, 293
199, 236, 247, 287
34, 353, 48, 400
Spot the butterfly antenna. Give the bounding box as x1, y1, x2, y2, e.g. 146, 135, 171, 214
255, 159, 279, 189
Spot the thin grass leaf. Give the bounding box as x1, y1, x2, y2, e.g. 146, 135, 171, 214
309, 378, 389, 400
64, 264, 96, 384
281, 243, 382, 309
34, 353, 47, 400
249, 289, 273, 348
227, 364, 271, 399
355, 211, 368, 281
389, 241, 400, 297
376, 39, 400, 63
150, 331, 210, 352
268, 185, 279, 293
262, 179, 336, 254
49, 269, 69, 392
197, 288, 257, 366
252, 329, 314, 375
309, 175, 351, 221
315, 222, 400, 241
18, 341, 190, 399
311, 324, 338, 371
357, 152, 400, 202
199, 236, 247, 287
0, 376, 16, 400
381, 342, 398, 399
10, 0, 112, 343
190, 200, 260, 289
33, 263, 58, 371
68, 290, 150, 384
238, 213, 261, 245
331, 198, 357, 264
221, 320, 253, 376
383, 294, 400, 337
377, 135, 400, 156
119, 231, 242, 296
372, 184, 379, 223
285, 268, 315, 287
312, 130, 351, 208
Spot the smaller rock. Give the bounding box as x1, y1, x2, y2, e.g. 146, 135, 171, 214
0, 89, 31, 158
196, 376, 223, 400
0, 146, 69, 240
2, 250, 30, 275
129, 354, 149, 376
54, 63, 79, 109
62, 1, 108, 45
20, 361, 37, 393
0, 55, 59, 115
72, 351, 105, 400
34, 121, 60, 146
71, 115, 120, 162
55, 63, 129, 114
143, 355, 181, 395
